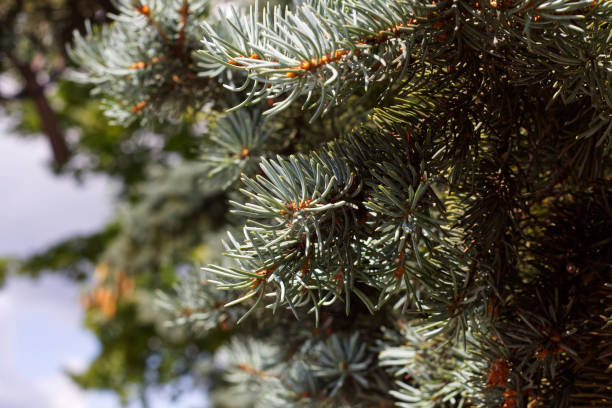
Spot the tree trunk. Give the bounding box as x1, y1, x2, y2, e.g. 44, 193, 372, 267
11, 56, 70, 165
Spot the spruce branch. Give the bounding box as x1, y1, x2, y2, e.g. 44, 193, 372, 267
203, 145, 365, 322
69, 0, 218, 124
198, 0, 438, 118
68, 0, 612, 405
202, 108, 272, 189
156, 269, 239, 333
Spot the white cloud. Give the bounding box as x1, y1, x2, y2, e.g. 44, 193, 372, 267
0, 375, 47, 408
0, 276, 98, 408
0, 285, 15, 368
0, 120, 116, 258
37, 375, 87, 408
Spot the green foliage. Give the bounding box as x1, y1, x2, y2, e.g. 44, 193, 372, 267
72, 301, 229, 404
1, 0, 232, 406
101, 160, 230, 282
54, 79, 206, 186
20, 224, 120, 281
0, 258, 10, 288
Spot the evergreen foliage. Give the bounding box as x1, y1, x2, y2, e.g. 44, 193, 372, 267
70, 0, 611, 406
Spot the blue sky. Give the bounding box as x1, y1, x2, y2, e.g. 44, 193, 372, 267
0, 120, 209, 408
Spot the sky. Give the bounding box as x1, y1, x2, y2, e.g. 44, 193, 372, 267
0, 125, 114, 258
0, 122, 209, 408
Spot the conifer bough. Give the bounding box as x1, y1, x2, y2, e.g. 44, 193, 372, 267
72, 0, 612, 406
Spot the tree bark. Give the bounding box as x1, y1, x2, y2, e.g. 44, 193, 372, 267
10, 55, 70, 165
